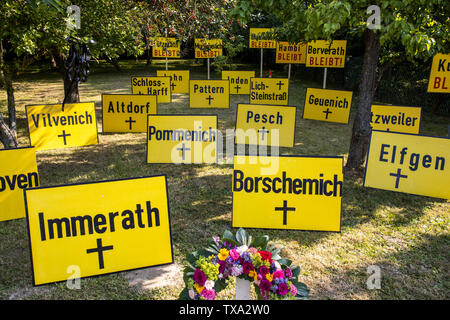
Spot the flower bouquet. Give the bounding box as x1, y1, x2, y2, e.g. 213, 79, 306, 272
179, 228, 309, 300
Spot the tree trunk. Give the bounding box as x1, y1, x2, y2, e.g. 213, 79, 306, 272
345, 29, 380, 170
53, 50, 80, 103
108, 57, 122, 72
0, 38, 18, 149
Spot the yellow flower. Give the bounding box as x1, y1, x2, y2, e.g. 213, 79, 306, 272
194, 283, 204, 294
248, 270, 258, 281
266, 273, 273, 282
217, 248, 229, 261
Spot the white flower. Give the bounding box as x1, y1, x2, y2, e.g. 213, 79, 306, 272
236, 245, 248, 254
188, 289, 195, 299
273, 261, 281, 270
204, 280, 215, 290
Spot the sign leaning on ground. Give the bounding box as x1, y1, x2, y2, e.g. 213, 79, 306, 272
25, 175, 173, 285
306, 40, 347, 68
131, 76, 172, 103
276, 41, 307, 64
102, 94, 157, 133
303, 88, 353, 124
26, 102, 98, 151
427, 53, 450, 93
156, 70, 190, 94
189, 80, 230, 108
370, 105, 421, 134
232, 155, 343, 232
152, 37, 181, 58
0, 147, 39, 222
250, 78, 289, 105
194, 38, 223, 59
147, 114, 218, 164
249, 28, 276, 49
222, 70, 255, 95
364, 130, 450, 199
235, 104, 297, 148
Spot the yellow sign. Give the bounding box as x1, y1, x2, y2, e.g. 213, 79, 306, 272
303, 88, 353, 124
276, 42, 307, 64
131, 76, 172, 103
25, 175, 173, 285
156, 70, 190, 94
250, 78, 289, 105
249, 28, 276, 49
152, 37, 181, 58
222, 71, 255, 95
194, 38, 223, 58
364, 131, 450, 199
147, 115, 218, 164
26, 102, 98, 151
0, 147, 39, 222
102, 94, 157, 133
370, 105, 421, 134
189, 80, 230, 108
232, 155, 343, 231
235, 104, 297, 148
306, 40, 347, 68
427, 53, 450, 93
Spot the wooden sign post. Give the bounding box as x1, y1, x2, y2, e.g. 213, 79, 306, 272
249, 28, 276, 78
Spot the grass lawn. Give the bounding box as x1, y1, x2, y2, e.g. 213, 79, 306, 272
0, 59, 448, 300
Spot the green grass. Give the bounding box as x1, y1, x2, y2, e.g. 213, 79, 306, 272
0, 59, 448, 300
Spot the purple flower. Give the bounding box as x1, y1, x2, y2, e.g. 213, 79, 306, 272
259, 279, 271, 293
278, 283, 289, 296
259, 265, 269, 277
193, 268, 207, 286
285, 268, 293, 278
218, 260, 226, 274
242, 261, 254, 274
271, 285, 278, 293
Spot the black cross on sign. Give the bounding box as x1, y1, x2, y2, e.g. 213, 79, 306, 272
57, 130, 71, 145
274, 200, 296, 225
323, 108, 332, 119
206, 95, 214, 105
86, 238, 114, 269
234, 84, 241, 93
258, 127, 270, 141
177, 143, 191, 160
389, 168, 408, 189
125, 116, 136, 130
276, 81, 284, 90
170, 82, 176, 91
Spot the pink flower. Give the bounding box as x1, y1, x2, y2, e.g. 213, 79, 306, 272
285, 268, 293, 278
278, 283, 289, 296
242, 262, 254, 274
193, 268, 206, 286
201, 289, 216, 300
229, 249, 240, 261
248, 247, 258, 254
290, 284, 297, 296
273, 269, 285, 279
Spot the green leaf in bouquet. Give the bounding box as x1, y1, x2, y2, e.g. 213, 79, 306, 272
250, 235, 269, 250
291, 265, 301, 278
213, 279, 228, 293
293, 281, 310, 298
236, 228, 252, 246
178, 287, 191, 300
277, 258, 292, 268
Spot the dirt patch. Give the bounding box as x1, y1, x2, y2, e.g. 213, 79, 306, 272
123, 263, 183, 291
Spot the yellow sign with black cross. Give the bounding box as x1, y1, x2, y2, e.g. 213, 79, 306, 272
26, 102, 98, 151
235, 104, 297, 148
249, 28, 276, 49
131, 76, 172, 103
303, 88, 353, 124
370, 105, 421, 134
102, 94, 157, 133
152, 37, 181, 58
156, 70, 190, 94
232, 155, 343, 232
306, 40, 347, 68
0, 147, 39, 222
222, 70, 255, 95
276, 41, 307, 64
364, 130, 450, 199
250, 78, 289, 105
147, 115, 218, 164
189, 80, 230, 108
427, 53, 450, 93
24, 175, 173, 285
194, 38, 223, 59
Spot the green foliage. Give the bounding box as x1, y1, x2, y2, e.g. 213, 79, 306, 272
211, 36, 246, 72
